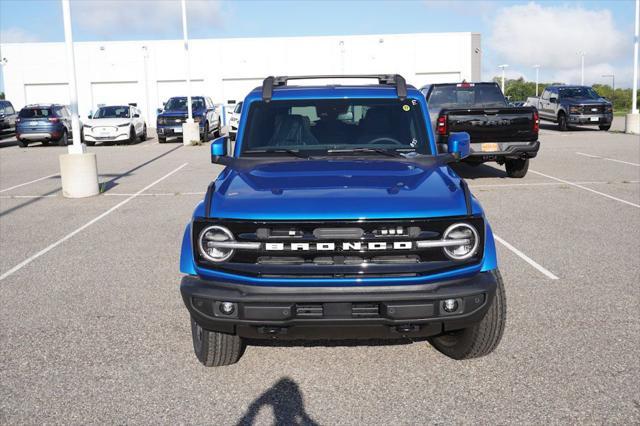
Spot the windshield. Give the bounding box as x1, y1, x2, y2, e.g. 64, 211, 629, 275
428, 84, 507, 111
234, 102, 243, 114
558, 87, 601, 99
19, 108, 55, 118
164, 97, 205, 111
93, 106, 129, 119
240, 98, 431, 155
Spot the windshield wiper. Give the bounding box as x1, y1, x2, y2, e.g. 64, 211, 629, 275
243, 149, 312, 159
327, 148, 406, 158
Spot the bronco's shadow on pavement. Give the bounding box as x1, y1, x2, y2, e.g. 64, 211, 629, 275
236, 377, 319, 426
247, 337, 427, 348
450, 162, 507, 179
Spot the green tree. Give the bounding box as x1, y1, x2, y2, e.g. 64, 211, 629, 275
0, 92, 5, 100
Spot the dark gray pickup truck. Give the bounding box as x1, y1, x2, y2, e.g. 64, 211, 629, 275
422, 82, 540, 178
525, 85, 612, 131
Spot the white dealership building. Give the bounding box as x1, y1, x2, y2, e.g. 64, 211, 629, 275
0, 32, 480, 126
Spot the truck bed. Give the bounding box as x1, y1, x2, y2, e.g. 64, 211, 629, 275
438, 107, 539, 143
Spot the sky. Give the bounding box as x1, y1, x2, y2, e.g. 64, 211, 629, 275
0, 0, 638, 90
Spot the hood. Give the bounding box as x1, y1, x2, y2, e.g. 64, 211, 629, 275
209, 159, 469, 220
159, 107, 206, 117
87, 117, 130, 127
563, 97, 610, 105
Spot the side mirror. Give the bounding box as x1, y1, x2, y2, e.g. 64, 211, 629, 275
210, 136, 229, 160
549, 97, 557, 104
447, 132, 470, 161
156, 108, 163, 114
133, 113, 140, 118
87, 114, 92, 119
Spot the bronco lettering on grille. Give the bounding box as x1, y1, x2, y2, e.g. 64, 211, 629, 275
265, 242, 413, 251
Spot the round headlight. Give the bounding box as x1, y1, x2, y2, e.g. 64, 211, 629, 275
442, 223, 479, 260
198, 225, 235, 262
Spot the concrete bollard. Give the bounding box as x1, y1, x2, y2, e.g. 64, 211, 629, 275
625, 113, 640, 135
59, 153, 100, 198
182, 121, 200, 146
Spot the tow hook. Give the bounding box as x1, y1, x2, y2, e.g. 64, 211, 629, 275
395, 324, 420, 333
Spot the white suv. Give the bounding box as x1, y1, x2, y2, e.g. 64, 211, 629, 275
228, 101, 242, 141
83, 105, 147, 145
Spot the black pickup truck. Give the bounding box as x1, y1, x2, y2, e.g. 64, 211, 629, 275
421, 82, 540, 178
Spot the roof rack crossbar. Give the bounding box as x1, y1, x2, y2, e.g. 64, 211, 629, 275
261, 74, 407, 102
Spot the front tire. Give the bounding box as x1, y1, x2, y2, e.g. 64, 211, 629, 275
201, 122, 209, 143
599, 125, 611, 131
428, 269, 506, 360
158, 136, 166, 144
127, 126, 137, 145
190, 317, 244, 367
140, 125, 147, 141
557, 112, 568, 131
505, 158, 529, 178
18, 139, 28, 148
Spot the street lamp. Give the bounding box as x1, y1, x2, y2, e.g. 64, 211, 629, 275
580, 52, 585, 85
626, 0, 639, 134
498, 64, 509, 93
58, 0, 99, 198
533, 64, 541, 96
180, 0, 199, 145
602, 74, 615, 108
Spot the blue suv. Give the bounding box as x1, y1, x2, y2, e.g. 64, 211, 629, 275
156, 96, 220, 143
179, 75, 506, 366
16, 104, 76, 147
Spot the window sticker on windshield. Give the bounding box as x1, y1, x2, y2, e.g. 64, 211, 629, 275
410, 138, 418, 148
402, 105, 411, 112
411, 99, 417, 105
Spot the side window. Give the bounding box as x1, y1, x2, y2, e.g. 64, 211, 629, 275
541, 90, 550, 100
208, 98, 214, 108
7, 105, 15, 114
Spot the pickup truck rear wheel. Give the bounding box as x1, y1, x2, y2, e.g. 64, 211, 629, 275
505, 158, 529, 178
599, 125, 611, 131
158, 136, 166, 143
190, 317, 245, 367
557, 112, 568, 131
428, 269, 506, 360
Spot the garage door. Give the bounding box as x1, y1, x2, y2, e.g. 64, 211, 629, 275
91, 81, 140, 110
24, 83, 69, 105
221, 78, 262, 105
156, 80, 205, 108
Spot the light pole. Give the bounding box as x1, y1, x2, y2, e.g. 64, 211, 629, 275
59, 0, 99, 198
498, 64, 509, 94
180, 0, 199, 145
580, 52, 585, 85
602, 74, 615, 108
533, 64, 541, 96
626, 0, 639, 134
142, 45, 150, 125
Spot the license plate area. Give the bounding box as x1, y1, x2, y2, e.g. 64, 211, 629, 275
589, 117, 599, 122
481, 143, 499, 152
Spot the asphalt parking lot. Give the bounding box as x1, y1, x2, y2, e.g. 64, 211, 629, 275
1, 119, 638, 424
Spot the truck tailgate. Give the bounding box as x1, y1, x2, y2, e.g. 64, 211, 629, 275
442, 107, 538, 143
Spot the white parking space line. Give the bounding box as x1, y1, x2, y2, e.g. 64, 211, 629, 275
469, 180, 639, 189
576, 152, 640, 167
0, 163, 188, 282
530, 169, 640, 208
0, 173, 59, 193
494, 235, 559, 280
0, 194, 59, 199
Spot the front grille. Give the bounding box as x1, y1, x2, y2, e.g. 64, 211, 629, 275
193, 217, 484, 278
581, 105, 604, 114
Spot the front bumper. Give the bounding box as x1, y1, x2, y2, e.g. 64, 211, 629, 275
567, 114, 612, 125
181, 271, 497, 339
84, 132, 129, 142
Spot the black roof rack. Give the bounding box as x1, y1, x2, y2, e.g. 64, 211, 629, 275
261, 74, 408, 102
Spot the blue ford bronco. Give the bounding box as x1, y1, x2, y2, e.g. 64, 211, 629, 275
179, 75, 506, 366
